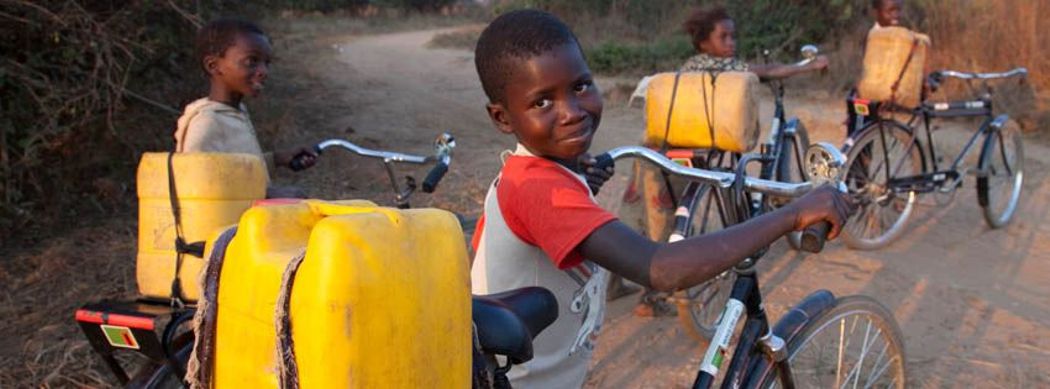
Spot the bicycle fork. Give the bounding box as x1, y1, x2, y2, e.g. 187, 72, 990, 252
692, 272, 795, 389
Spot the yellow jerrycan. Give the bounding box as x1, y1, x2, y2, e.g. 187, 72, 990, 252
213, 200, 471, 388
136, 152, 267, 301
858, 26, 931, 108
644, 71, 760, 152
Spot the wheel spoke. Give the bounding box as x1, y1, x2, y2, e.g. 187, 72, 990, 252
864, 342, 893, 388
785, 298, 906, 389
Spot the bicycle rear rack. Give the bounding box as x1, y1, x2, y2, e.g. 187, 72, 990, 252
75, 299, 192, 385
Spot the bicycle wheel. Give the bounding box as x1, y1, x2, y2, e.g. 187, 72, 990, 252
977, 119, 1024, 228
775, 121, 811, 250
676, 183, 733, 342
764, 295, 907, 388
842, 120, 924, 250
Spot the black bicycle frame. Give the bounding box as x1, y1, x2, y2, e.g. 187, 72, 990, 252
691, 263, 801, 389
861, 94, 1003, 195
759, 82, 791, 181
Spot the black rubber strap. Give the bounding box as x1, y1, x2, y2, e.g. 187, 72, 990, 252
656, 72, 686, 209
889, 36, 921, 106
660, 71, 683, 153
166, 152, 204, 304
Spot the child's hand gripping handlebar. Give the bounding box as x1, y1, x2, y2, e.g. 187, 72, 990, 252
289, 145, 323, 172
797, 142, 849, 252
421, 133, 455, 193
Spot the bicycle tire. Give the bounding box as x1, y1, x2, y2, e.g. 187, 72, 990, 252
775, 120, 811, 250
675, 183, 733, 342
842, 120, 924, 250
977, 119, 1024, 228
758, 295, 907, 388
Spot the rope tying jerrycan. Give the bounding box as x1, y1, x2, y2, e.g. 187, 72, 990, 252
644, 71, 760, 153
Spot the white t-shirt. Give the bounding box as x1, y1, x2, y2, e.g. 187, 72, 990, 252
472, 146, 616, 388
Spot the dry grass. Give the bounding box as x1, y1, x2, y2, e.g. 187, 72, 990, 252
0, 216, 137, 388
919, 0, 1048, 131
818, 1, 1048, 132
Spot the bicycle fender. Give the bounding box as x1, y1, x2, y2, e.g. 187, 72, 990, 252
976, 115, 1011, 207
741, 289, 837, 388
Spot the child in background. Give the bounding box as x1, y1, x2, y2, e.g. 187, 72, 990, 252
871, 0, 902, 31
174, 18, 317, 198
613, 5, 831, 316
680, 6, 829, 77
470, 9, 851, 388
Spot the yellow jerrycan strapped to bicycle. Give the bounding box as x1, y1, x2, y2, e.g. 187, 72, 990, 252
136, 152, 268, 302
75, 135, 564, 388
186, 199, 472, 388
644, 71, 761, 153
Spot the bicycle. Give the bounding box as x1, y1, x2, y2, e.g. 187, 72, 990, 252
840, 67, 1028, 250
74, 133, 476, 387
596, 143, 907, 388
667, 45, 821, 341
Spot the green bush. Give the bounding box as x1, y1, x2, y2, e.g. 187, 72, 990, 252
496, 0, 865, 63
725, 0, 861, 60
585, 37, 694, 75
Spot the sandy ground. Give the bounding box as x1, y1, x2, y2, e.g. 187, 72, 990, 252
323, 28, 1050, 389
1, 26, 1047, 387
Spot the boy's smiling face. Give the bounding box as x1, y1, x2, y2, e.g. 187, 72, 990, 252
486, 43, 602, 164
875, 0, 902, 27
207, 32, 272, 99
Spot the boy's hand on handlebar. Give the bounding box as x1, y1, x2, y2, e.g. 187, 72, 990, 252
787, 185, 854, 240
808, 55, 829, 72
276, 145, 318, 171
579, 153, 614, 195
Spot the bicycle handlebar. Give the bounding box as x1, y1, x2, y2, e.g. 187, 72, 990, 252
289, 133, 456, 202
595, 143, 846, 254
314, 139, 430, 163
934, 67, 1028, 81
594, 146, 814, 198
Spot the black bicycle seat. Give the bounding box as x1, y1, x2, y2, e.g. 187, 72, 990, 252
472, 287, 558, 365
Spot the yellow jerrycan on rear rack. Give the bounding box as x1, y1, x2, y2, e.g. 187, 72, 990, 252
136, 152, 267, 301
209, 200, 471, 388
857, 26, 931, 108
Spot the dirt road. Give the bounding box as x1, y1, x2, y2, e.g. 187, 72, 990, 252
319, 28, 1050, 388
1, 26, 1046, 387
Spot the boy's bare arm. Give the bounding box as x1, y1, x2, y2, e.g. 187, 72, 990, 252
749, 55, 829, 81
578, 185, 850, 292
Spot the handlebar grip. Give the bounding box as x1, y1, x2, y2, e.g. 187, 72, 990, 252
421, 161, 449, 193
800, 221, 831, 253
593, 153, 615, 171
289, 144, 324, 172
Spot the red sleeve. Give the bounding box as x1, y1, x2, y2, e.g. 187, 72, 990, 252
497, 157, 617, 269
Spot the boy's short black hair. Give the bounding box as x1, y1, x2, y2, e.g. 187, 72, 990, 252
683, 6, 731, 51
195, 18, 267, 73
474, 9, 581, 103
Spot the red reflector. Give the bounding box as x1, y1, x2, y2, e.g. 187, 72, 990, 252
75, 309, 155, 330
665, 149, 694, 159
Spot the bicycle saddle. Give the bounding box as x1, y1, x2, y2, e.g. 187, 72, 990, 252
472, 287, 558, 365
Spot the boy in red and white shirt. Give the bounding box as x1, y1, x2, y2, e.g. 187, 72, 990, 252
471, 10, 853, 388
